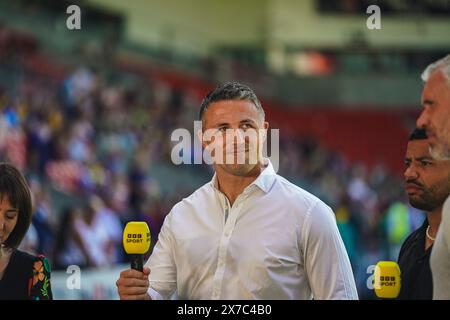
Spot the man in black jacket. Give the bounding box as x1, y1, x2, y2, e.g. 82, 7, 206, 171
398, 128, 450, 299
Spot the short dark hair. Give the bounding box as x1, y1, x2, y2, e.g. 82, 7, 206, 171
0, 163, 32, 248
199, 81, 265, 121
409, 128, 428, 141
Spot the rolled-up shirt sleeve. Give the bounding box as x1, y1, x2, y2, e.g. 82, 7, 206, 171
301, 200, 359, 300
145, 212, 177, 300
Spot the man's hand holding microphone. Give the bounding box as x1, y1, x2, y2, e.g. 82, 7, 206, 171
116, 222, 152, 300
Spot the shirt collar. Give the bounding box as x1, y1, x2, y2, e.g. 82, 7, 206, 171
251, 159, 276, 193
210, 158, 276, 194
409, 218, 431, 256
416, 218, 429, 240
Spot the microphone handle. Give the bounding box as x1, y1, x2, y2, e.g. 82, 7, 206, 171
130, 254, 143, 272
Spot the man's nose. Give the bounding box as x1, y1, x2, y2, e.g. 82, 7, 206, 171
233, 129, 245, 145
416, 108, 430, 129
404, 166, 419, 181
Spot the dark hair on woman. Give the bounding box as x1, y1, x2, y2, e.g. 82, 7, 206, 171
0, 163, 32, 248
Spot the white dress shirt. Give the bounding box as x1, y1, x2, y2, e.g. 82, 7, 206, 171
146, 160, 358, 300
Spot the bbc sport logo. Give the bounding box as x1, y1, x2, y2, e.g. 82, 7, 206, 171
126, 233, 144, 244
367, 261, 401, 299
378, 276, 397, 287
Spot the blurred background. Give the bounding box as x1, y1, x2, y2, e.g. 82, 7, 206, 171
1, 0, 450, 299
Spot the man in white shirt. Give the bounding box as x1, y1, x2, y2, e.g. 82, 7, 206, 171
116, 82, 358, 300
416, 54, 450, 299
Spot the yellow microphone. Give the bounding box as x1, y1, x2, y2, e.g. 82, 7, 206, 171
123, 221, 151, 272
374, 261, 401, 299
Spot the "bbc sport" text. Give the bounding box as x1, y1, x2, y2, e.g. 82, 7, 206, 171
127, 233, 144, 243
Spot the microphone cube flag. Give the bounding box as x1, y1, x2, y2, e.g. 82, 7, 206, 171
123, 221, 151, 255
374, 261, 401, 299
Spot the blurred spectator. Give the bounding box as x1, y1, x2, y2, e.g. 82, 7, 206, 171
18, 223, 39, 255
73, 196, 122, 268
53, 207, 89, 270
382, 201, 411, 261
29, 177, 56, 258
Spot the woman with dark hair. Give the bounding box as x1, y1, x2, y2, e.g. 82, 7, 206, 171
0, 163, 52, 300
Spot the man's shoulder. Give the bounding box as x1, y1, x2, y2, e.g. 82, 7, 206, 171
398, 224, 425, 261
441, 196, 450, 241
273, 174, 331, 213
170, 181, 215, 214
443, 196, 450, 221
406, 226, 424, 243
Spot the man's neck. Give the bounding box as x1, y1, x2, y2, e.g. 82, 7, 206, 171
215, 164, 263, 206
427, 207, 442, 238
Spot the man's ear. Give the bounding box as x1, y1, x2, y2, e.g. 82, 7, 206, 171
261, 121, 269, 142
